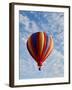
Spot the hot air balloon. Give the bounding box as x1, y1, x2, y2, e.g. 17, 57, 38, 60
27, 32, 54, 71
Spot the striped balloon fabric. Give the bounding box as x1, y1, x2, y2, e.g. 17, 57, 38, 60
27, 32, 54, 70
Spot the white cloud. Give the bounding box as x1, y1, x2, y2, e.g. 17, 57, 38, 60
19, 14, 40, 33
19, 14, 30, 30
22, 37, 27, 43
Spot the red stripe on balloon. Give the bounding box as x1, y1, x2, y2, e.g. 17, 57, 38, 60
42, 36, 53, 62
40, 32, 46, 62
41, 33, 49, 63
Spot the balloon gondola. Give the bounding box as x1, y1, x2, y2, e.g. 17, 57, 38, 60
27, 32, 54, 71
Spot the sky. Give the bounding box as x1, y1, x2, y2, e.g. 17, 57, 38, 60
19, 10, 64, 79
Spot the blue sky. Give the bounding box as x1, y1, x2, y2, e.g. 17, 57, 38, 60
19, 10, 64, 79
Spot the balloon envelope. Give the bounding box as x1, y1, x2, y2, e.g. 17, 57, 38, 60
27, 32, 54, 70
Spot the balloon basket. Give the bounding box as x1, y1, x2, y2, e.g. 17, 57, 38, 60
38, 66, 41, 71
